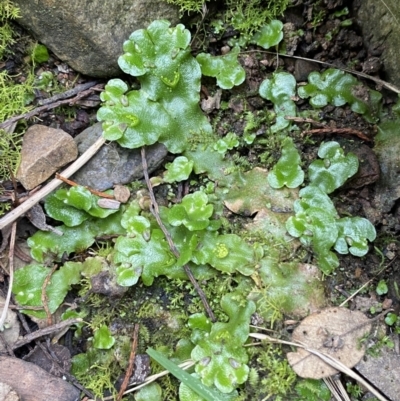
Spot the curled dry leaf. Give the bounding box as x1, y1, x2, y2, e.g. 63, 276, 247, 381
287, 307, 371, 379
27, 203, 63, 236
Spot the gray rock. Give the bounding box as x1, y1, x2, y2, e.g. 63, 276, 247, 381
355, 347, 400, 401
13, 0, 179, 78
356, 0, 400, 87
16, 125, 78, 190
72, 122, 168, 191
0, 356, 80, 401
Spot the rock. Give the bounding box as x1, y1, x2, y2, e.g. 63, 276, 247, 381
355, 0, 400, 87
0, 356, 80, 401
13, 0, 179, 78
16, 125, 78, 190
372, 121, 400, 213
0, 382, 20, 401
355, 346, 400, 401
0, 297, 20, 352
72, 122, 168, 191
24, 344, 72, 377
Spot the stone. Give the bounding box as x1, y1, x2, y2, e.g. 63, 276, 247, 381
355, 347, 400, 401
72, 122, 168, 191
16, 125, 78, 190
355, 0, 400, 87
13, 0, 179, 78
0, 297, 20, 352
0, 382, 20, 401
0, 356, 80, 401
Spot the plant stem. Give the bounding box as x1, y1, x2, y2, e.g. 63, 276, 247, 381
141, 147, 216, 322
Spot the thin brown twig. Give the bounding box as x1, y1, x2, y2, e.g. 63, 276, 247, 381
11, 317, 83, 349
0, 303, 44, 311
41, 264, 58, 326
0, 222, 17, 331
55, 173, 115, 199
302, 127, 371, 142
285, 116, 326, 127
0, 83, 104, 130
37, 81, 99, 106
141, 147, 216, 322
241, 50, 400, 94
17, 311, 97, 400
117, 323, 140, 401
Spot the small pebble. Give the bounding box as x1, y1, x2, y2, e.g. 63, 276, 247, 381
97, 198, 121, 209
114, 184, 131, 203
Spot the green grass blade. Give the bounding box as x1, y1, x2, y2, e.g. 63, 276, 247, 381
146, 348, 233, 401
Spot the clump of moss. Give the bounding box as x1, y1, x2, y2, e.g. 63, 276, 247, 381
166, 0, 290, 41
0, 0, 20, 59
0, 130, 22, 179
166, 0, 209, 15
0, 70, 35, 214
227, 0, 289, 40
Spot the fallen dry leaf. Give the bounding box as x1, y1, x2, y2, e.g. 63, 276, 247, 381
287, 307, 371, 379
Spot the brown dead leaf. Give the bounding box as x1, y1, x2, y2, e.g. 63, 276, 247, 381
287, 307, 371, 379
26, 204, 63, 236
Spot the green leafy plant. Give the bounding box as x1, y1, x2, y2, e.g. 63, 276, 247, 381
196, 46, 245, 89
31, 43, 50, 64
259, 72, 297, 133
213, 132, 240, 155
295, 379, 331, 401
27, 207, 126, 263
376, 279, 388, 296
147, 348, 235, 401
93, 325, 115, 349
163, 156, 194, 183
13, 262, 83, 318
308, 141, 359, 194
298, 68, 382, 122
45, 186, 119, 225
334, 217, 376, 257
98, 20, 212, 155
251, 19, 284, 49
189, 293, 256, 393
284, 141, 376, 274
267, 137, 304, 188
134, 383, 163, 401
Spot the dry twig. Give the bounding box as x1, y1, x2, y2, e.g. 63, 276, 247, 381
117, 323, 140, 401
249, 331, 390, 401
303, 127, 371, 142
41, 264, 58, 326
141, 147, 216, 322
55, 173, 115, 199
11, 317, 83, 350
0, 82, 103, 130
0, 135, 106, 230
0, 222, 16, 331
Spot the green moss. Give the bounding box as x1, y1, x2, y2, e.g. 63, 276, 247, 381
0, 70, 36, 215
228, 0, 289, 42
0, 0, 20, 59
165, 0, 209, 15
245, 344, 299, 399
165, 0, 289, 43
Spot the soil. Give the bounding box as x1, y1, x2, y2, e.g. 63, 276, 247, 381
0, 1, 399, 400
